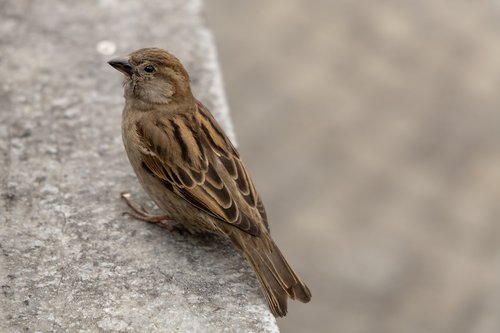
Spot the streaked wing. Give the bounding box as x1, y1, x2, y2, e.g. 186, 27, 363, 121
135, 101, 267, 236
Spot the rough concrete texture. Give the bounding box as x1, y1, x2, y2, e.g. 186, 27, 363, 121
0, 1, 278, 332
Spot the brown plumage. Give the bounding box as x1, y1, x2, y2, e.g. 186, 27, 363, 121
109, 47, 311, 316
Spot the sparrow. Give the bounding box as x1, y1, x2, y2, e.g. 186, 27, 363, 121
108, 48, 311, 317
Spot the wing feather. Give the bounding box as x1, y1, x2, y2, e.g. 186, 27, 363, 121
136, 102, 266, 236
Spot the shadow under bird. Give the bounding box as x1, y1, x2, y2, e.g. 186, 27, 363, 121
108, 47, 311, 316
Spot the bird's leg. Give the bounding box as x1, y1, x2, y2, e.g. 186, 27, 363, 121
120, 192, 178, 231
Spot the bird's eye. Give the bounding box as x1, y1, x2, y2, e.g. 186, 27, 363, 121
144, 65, 155, 73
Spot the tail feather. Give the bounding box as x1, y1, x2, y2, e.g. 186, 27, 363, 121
230, 231, 311, 317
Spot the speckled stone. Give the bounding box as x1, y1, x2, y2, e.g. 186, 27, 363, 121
0, 1, 278, 332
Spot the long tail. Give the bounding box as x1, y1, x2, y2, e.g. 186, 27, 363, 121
229, 230, 311, 317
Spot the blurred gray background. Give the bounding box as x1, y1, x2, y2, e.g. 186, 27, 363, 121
207, 1, 500, 332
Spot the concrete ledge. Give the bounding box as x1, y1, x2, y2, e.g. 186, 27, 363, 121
0, 1, 278, 332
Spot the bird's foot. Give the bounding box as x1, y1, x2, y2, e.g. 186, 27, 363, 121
120, 192, 180, 232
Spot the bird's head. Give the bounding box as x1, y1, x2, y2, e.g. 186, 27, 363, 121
108, 48, 192, 105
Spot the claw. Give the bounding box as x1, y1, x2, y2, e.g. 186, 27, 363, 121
120, 191, 178, 232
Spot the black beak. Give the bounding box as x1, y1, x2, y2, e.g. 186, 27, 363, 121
108, 57, 133, 76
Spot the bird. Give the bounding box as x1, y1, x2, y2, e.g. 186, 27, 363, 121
108, 47, 311, 317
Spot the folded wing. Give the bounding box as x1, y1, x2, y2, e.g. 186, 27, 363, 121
136, 101, 268, 236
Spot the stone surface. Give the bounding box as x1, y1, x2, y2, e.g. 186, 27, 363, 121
0, 1, 277, 332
